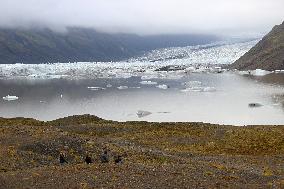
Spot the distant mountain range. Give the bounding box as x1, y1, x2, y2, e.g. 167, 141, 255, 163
0, 27, 218, 64
231, 21, 284, 71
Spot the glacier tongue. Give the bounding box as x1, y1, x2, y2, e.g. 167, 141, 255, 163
0, 39, 258, 79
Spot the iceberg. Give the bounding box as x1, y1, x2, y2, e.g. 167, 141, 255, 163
140, 81, 158, 85
251, 69, 271, 76
3, 95, 19, 101
203, 87, 217, 92
181, 86, 216, 93
156, 84, 169, 89
117, 86, 128, 90
87, 87, 106, 91
137, 110, 152, 118
181, 87, 203, 92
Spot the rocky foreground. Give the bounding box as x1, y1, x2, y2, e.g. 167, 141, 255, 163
0, 115, 284, 188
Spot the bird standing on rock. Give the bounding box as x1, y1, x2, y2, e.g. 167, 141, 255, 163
85, 155, 93, 164
100, 150, 109, 163
59, 152, 68, 164
114, 155, 123, 164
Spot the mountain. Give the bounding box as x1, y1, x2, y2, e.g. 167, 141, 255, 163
0, 27, 218, 64
231, 21, 284, 71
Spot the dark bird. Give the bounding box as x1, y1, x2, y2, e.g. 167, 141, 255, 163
114, 155, 123, 164
59, 152, 68, 164
85, 155, 93, 164
100, 150, 109, 163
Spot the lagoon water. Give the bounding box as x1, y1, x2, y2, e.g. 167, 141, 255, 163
1, 39, 284, 126
1, 72, 284, 126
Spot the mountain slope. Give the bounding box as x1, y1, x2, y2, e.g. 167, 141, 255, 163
0, 27, 217, 64
231, 21, 284, 71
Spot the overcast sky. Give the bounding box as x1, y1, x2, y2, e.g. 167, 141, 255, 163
0, 0, 283, 36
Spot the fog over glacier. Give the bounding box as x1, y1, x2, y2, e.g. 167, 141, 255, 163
0, 0, 283, 35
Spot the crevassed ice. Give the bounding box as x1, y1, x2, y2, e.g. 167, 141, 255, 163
0, 39, 258, 79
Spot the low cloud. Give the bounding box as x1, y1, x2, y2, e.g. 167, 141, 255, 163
0, 0, 283, 36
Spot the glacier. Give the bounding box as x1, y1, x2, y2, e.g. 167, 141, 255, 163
0, 39, 258, 79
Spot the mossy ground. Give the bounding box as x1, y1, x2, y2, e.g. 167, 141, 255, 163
1, 115, 284, 188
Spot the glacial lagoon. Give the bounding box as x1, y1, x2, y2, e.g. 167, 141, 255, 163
1, 39, 284, 126
1, 71, 284, 126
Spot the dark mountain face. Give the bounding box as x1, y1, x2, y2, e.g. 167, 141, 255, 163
0, 27, 218, 64
231, 21, 284, 71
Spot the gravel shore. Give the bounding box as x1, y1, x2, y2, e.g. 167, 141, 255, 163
0, 115, 284, 188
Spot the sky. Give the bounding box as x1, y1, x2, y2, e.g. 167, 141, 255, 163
0, 0, 283, 36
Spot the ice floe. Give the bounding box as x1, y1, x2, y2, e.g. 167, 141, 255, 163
87, 87, 106, 91
238, 69, 271, 76
3, 95, 19, 101
251, 69, 271, 76
181, 86, 216, 93
156, 84, 169, 89
137, 110, 152, 118
117, 86, 129, 90
140, 81, 158, 85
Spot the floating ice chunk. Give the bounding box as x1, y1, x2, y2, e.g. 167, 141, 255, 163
184, 66, 196, 73
181, 87, 203, 92
87, 87, 106, 91
3, 95, 19, 101
140, 81, 158, 85
156, 84, 169, 89
191, 67, 211, 73
240, 69, 271, 76
137, 110, 152, 118
251, 69, 271, 76
117, 86, 128, 90
181, 86, 216, 93
212, 67, 223, 73
203, 87, 216, 92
